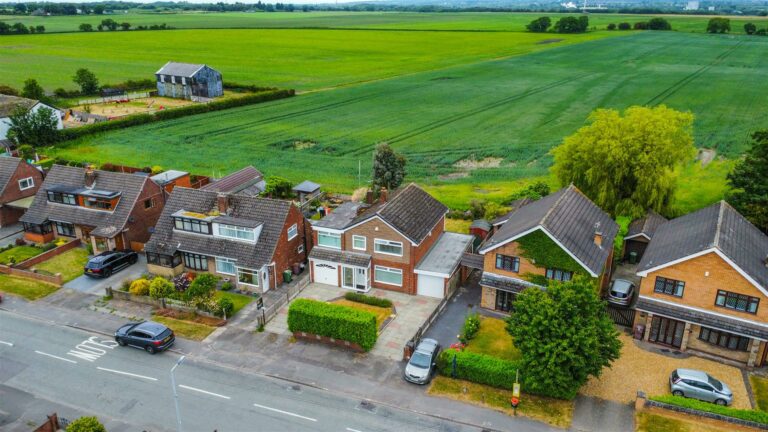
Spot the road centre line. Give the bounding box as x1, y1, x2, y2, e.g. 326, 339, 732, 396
178, 384, 231, 400
97, 366, 158, 381
346, 428, 365, 432
35, 350, 77, 364
0, 340, 13, 347
252, 403, 318, 422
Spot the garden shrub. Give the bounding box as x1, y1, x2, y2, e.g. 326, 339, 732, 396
459, 313, 480, 343
41, 242, 57, 251
217, 297, 235, 318
344, 291, 393, 308
129, 278, 150, 296
120, 278, 132, 291
186, 273, 217, 305
172, 273, 191, 293
436, 349, 520, 390
651, 395, 768, 425
66, 416, 106, 432
149, 277, 174, 299
221, 281, 233, 291
287, 298, 378, 351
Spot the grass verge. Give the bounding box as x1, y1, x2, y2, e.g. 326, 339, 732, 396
750, 375, 768, 412
0, 245, 44, 265
215, 290, 253, 317
428, 376, 574, 428
0, 274, 59, 300
636, 410, 735, 432
331, 298, 393, 329
152, 315, 217, 341
466, 316, 521, 361
650, 395, 768, 425
34, 248, 89, 283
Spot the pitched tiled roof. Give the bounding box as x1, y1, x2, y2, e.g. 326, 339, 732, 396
638, 201, 768, 289
480, 185, 618, 276
0, 156, 21, 197
626, 210, 668, 240
293, 180, 321, 194
20, 165, 149, 238
480, 272, 543, 294
0, 94, 38, 118
200, 166, 264, 195
309, 247, 371, 268
145, 188, 292, 270
348, 184, 447, 245
155, 62, 207, 77
491, 197, 534, 226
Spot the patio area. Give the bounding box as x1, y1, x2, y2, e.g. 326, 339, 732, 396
265, 283, 441, 360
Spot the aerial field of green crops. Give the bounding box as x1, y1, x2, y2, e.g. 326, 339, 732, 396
47, 31, 768, 210
1, 11, 767, 34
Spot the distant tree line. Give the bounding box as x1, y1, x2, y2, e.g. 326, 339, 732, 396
0, 21, 43, 33
525, 15, 589, 34
605, 17, 672, 31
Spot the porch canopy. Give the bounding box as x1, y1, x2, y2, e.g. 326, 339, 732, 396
5, 196, 34, 210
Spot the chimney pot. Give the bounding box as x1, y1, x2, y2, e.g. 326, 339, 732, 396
379, 187, 388, 204
594, 231, 603, 247
365, 190, 374, 205
84, 164, 97, 188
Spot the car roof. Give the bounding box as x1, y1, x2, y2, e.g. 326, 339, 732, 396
676, 369, 709, 381
135, 321, 169, 336
416, 338, 439, 352
610, 279, 634, 293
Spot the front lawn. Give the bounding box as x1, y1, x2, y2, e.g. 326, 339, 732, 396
0, 274, 58, 300
152, 315, 217, 341
465, 316, 521, 361
0, 245, 43, 265
428, 376, 574, 428
331, 298, 392, 329
750, 375, 768, 412
215, 290, 253, 317
35, 248, 89, 283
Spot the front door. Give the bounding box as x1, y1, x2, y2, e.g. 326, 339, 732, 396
342, 266, 368, 291
649, 316, 686, 348
495, 290, 515, 313
114, 234, 124, 250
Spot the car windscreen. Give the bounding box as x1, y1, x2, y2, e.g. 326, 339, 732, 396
85, 260, 103, 268
611, 290, 628, 298
707, 375, 724, 391
409, 352, 431, 369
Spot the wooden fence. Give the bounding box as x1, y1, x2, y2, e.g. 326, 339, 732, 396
78, 92, 150, 105
402, 281, 460, 360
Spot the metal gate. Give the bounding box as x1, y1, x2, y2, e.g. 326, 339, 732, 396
606, 305, 635, 327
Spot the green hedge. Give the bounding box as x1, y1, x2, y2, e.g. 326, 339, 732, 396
436, 349, 520, 389
344, 291, 393, 308
651, 395, 768, 425
287, 298, 377, 351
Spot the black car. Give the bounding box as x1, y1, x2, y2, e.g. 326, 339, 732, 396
115, 321, 175, 354
84, 250, 138, 278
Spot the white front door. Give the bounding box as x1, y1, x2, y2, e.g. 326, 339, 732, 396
342, 266, 369, 291
313, 261, 338, 286
417, 274, 445, 298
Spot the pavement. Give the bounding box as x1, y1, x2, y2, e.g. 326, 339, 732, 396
571, 396, 635, 432
64, 255, 147, 295
0, 223, 23, 248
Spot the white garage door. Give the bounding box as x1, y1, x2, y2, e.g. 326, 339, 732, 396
417, 274, 444, 298
313, 262, 338, 286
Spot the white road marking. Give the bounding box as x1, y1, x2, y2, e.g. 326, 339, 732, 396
0, 340, 13, 347
35, 350, 77, 364
178, 385, 231, 400
252, 403, 317, 422
97, 367, 158, 381
346, 428, 365, 432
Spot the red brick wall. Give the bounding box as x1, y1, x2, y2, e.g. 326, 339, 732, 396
0, 160, 43, 226
15, 239, 81, 269
124, 178, 166, 246
413, 216, 444, 265
272, 204, 309, 287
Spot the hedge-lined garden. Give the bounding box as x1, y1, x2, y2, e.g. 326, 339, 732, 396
650, 395, 768, 425
436, 349, 520, 390
344, 291, 393, 308
287, 298, 378, 351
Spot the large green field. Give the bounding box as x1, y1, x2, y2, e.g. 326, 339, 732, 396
47, 31, 767, 210
1, 11, 767, 34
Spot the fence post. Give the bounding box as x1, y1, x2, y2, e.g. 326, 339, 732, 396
161, 298, 166, 309
105, 286, 113, 297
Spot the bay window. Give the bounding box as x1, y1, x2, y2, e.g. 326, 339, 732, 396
237, 268, 259, 287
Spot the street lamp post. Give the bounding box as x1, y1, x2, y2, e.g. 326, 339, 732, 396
170, 355, 186, 432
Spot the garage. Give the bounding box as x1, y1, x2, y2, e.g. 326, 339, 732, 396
417, 274, 445, 299
313, 261, 338, 286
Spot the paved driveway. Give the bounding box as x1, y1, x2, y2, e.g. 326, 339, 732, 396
64, 254, 147, 295
266, 283, 441, 360
0, 223, 23, 248
423, 271, 484, 348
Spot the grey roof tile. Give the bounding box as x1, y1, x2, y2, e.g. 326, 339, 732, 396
314, 202, 367, 230
201, 166, 264, 195
293, 180, 321, 193
0, 156, 21, 197
480, 271, 543, 294
0, 94, 38, 118
626, 210, 668, 240
155, 62, 207, 77
309, 247, 371, 267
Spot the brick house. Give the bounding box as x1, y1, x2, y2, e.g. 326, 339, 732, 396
634, 201, 768, 367
0, 157, 44, 227
20, 165, 166, 253
144, 187, 309, 293
308, 184, 473, 298
477, 185, 618, 313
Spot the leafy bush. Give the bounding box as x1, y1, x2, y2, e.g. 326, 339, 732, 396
618, 22, 631, 30
651, 395, 768, 425
41, 242, 57, 251
186, 273, 218, 305
217, 297, 235, 318
436, 349, 519, 389
66, 416, 106, 432
120, 278, 132, 291
149, 277, 174, 299
287, 298, 378, 351
344, 291, 393, 308
221, 281, 233, 291
129, 278, 150, 296
172, 273, 191, 293
460, 313, 481, 343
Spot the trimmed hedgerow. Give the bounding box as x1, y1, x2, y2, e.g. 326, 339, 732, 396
287, 298, 377, 351
343, 291, 393, 308
650, 395, 768, 425
436, 349, 520, 390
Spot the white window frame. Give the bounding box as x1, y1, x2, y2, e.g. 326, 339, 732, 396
297, 244, 304, 254
287, 223, 298, 240
216, 223, 256, 242
237, 267, 259, 287
342, 266, 368, 291
374, 265, 403, 287
18, 177, 34, 191
352, 235, 366, 251
317, 231, 341, 249
374, 238, 403, 257
160, 75, 165, 83
215, 257, 236, 275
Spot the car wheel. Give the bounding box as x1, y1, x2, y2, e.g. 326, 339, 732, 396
145, 345, 156, 354
715, 399, 727, 406
103, 269, 112, 278
130, 256, 137, 265
116, 337, 126, 346
672, 390, 684, 397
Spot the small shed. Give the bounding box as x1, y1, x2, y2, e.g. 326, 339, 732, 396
293, 180, 322, 205
624, 210, 668, 264
150, 170, 191, 193
469, 219, 491, 251
155, 61, 223, 100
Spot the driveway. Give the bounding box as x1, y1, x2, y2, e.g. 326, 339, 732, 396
0, 223, 23, 248
63, 254, 147, 295
423, 271, 483, 348
266, 283, 441, 360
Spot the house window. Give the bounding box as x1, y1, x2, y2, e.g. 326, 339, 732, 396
699, 327, 750, 352
181, 77, 186, 85
374, 266, 402, 286
217, 224, 255, 242
144, 198, 155, 210
216, 257, 236, 275
171, 76, 176, 84
654, 276, 685, 297
237, 268, 259, 287
495, 254, 519, 272
160, 75, 165, 83
374, 239, 403, 256
173, 217, 212, 235
297, 244, 304, 254
54, 221, 75, 237
23, 221, 52, 234
83, 198, 114, 210
18, 177, 34, 190
546, 268, 572, 282
317, 231, 341, 249
287, 224, 298, 240
182, 252, 208, 271
147, 252, 181, 268
715, 290, 759, 314
47, 191, 77, 205
352, 235, 366, 251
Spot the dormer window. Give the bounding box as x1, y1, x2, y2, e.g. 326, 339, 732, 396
217, 223, 256, 242
83, 197, 115, 210
47, 191, 77, 205
173, 217, 212, 234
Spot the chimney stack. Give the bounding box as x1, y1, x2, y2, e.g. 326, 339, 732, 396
593, 222, 603, 247
84, 164, 97, 188
217, 193, 229, 214
366, 190, 374, 205
379, 187, 388, 204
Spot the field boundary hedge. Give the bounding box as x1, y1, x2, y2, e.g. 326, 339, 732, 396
58, 89, 295, 142
287, 298, 377, 351
436, 349, 520, 389
648, 394, 768, 428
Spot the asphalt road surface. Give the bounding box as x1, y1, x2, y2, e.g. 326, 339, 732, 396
0, 311, 484, 432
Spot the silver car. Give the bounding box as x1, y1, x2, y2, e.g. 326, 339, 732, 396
670, 369, 733, 406
607, 279, 635, 306
404, 338, 440, 385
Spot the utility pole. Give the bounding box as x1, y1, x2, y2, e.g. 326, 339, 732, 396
170, 355, 186, 432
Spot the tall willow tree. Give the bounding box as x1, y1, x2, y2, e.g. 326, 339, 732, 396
551, 105, 695, 218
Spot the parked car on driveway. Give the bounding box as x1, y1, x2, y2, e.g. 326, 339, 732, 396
607, 279, 636, 306
84, 250, 138, 278
670, 368, 733, 406
404, 338, 441, 385
114, 321, 175, 354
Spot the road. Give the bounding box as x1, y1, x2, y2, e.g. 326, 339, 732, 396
0, 311, 483, 432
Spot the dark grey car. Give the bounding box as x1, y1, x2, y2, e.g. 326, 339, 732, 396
115, 321, 175, 354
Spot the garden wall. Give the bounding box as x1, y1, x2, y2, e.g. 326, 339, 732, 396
636, 391, 768, 430
0, 264, 62, 286
15, 240, 81, 270
106, 287, 220, 319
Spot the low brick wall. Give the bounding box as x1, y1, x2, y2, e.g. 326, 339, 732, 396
0, 264, 62, 286
15, 239, 82, 270
293, 331, 365, 353
106, 287, 220, 319
636, 391, 768, 430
